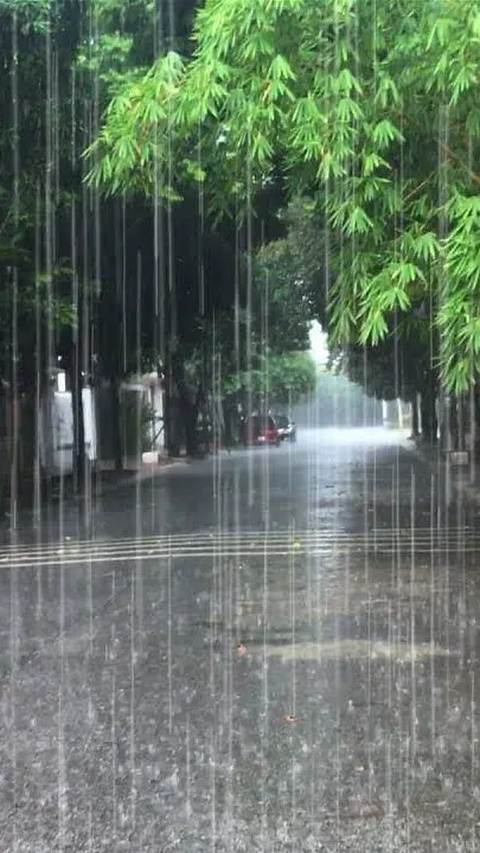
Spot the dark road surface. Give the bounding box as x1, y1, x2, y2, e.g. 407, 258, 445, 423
1, 428, 480, 851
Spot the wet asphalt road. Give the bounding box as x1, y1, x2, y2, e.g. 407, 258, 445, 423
1, 428, 480, 851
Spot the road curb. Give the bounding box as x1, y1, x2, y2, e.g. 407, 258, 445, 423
93, 458, 190, 497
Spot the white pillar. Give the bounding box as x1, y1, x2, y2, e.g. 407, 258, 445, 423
382, 400, 388, 426
396, 398, 403, 429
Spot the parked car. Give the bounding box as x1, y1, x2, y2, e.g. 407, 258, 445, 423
243, 413, 280, 446
275, 414, 297, 442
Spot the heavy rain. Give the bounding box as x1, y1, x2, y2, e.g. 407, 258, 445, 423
1, 1, 480, 851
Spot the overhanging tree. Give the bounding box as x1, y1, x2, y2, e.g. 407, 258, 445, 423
0, 0, 84, 503
88, 0, 480, 416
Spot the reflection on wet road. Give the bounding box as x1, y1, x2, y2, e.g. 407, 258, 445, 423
0, 428, 478, 851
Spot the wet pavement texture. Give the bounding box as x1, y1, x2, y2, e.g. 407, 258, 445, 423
1, 428, 480, 851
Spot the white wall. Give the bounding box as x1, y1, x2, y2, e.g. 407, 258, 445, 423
40, 388, 97, 476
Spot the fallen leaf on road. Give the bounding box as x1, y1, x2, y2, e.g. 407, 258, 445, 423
341, 803, 383, 820
265, 639, 457, 662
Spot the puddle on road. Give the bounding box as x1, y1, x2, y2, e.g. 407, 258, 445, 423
253, 638, 459, 662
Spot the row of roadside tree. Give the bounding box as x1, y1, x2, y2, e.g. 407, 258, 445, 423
0, 0, 318, 510
4, 0, 480, 508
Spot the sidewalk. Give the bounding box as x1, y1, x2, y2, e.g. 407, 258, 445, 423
0, 455, 189, 542
410, 435, 480, 508
88, 454, 187, 497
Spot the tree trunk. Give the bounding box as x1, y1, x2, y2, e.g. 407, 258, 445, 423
470, 386, 480, 458
180, 394, 199, 457
457, 393, 468, 452
165, 382, 181, 457
410, 393, 419, 437
70, 357, 86, 492
420, 377, 438, 445
110, 378, 123, 471
223, 399, 235, 448
163, 350, 180, 457
448, 394, 458, 450
474, 385, 480, 429
169, 348, 201, 458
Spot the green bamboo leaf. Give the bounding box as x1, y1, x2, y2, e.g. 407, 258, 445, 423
370, 119, 404, 148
